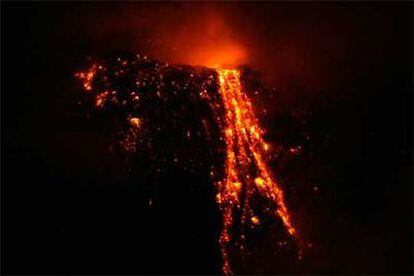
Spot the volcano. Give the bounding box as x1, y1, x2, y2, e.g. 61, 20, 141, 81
76, 53, 304, 274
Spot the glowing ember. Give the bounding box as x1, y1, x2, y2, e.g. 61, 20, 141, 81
75, 56, 302, 275
129, 117, 141, 128
75, 64, 97, 91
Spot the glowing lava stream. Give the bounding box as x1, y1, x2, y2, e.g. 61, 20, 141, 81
215, 69, 300, 275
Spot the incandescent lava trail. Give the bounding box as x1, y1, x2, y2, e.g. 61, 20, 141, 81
215, 69, 300, 274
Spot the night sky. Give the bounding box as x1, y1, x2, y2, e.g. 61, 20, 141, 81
2, 2, 413, 275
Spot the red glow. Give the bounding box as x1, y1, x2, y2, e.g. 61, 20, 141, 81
187, 42, 246, 68
144, 10, 247, 68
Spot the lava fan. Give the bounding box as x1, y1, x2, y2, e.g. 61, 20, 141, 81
76, 53, 303, 274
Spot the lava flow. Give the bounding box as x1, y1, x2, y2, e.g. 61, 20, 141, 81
215, 69, 300, 274
75, 56, 302, 275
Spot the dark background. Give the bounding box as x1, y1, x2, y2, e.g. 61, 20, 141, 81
2, 2, 412, 275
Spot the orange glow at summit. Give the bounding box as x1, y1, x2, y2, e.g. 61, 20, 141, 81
149, 11, 247, 68
186, 43, 246, 68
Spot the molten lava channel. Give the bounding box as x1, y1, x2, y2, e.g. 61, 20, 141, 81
215, 69, 300, 274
